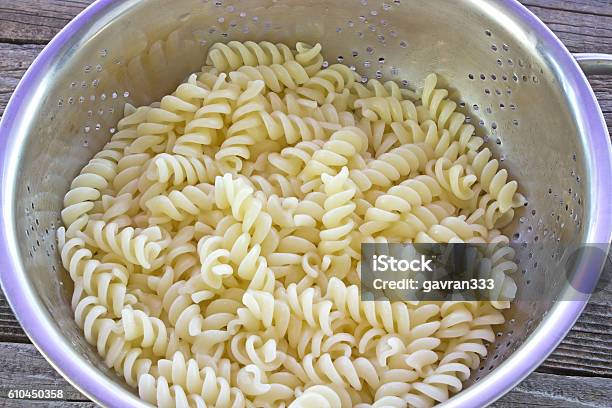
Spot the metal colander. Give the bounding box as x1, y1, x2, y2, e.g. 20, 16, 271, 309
0, 0, 611, 407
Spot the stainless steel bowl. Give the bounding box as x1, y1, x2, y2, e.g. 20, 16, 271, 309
0, 0, 611, 406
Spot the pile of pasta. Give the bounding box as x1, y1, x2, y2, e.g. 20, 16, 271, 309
57, 41, 524, 408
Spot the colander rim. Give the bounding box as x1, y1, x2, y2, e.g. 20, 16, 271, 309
0, 0, 610, 407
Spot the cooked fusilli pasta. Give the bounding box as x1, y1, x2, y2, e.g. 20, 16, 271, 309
57, 41, 524, 408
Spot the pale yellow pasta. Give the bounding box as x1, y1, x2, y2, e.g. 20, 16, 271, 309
468, 148, 526, 213
349, 143, 430, 192
206, 41, 297, 73
290, 384, 348, 408
56, 41, 524, 408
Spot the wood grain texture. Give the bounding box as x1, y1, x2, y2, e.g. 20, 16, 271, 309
0, 0, 611, 406
493, 372, 612, 408
0, 0, 93, 44
0, 343, 91, 403
0, 43, 43, 117
523, 1, 612, 55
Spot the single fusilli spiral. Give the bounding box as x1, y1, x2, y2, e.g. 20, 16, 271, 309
78, 220, 165, 268
350, 143, 430, 192
214, 174, 275, 244
296, 64, 361, 105
61, 144, 123, 232
167, 74, 228, 157
360, 175, 444, 236
426, 157, 477, 202
72, 292, 134, 372
326, 277, 418, 336
289, 385, 351, 408
415, 216, 489, 244
319, 167, 358, 257
230, 332, 285, 371
287, 318, 356, 359
259, 109, 341, 144
229, 61, 310, 93
221, 220, 276, 292
145, 183, 214, 224
355, 96, 418, 124
420, 73, 484, 154
300, 127, 368, 188
216, 80, 268, 170
146, 153, 222, 186
283, 352, 380, 391
206, 40, 297, 72
277, 283, 342, 337
268, 140, 326, 177
60, 237, 133, 316
121, 306, 174, 357
462, 193, 516, 229
236, 289, 291, 339
468, 148, 525, 213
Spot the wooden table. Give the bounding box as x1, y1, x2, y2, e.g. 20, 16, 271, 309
0, 0, 611, 406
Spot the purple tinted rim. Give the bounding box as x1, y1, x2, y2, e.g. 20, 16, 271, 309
0, 1, 146, 407
0, 0, 609, 407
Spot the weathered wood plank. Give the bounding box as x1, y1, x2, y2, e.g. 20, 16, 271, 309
522, 0, 612, 18
0, 0, 94, 44
0, 43, 43, 117
0, 291, 29, 343
0, 343, 91, 403
493, 372, 612, 407
524, 4, 612, 54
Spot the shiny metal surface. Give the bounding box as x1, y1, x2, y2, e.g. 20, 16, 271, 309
0, 0, 610, 407
575, 53, 612, 75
